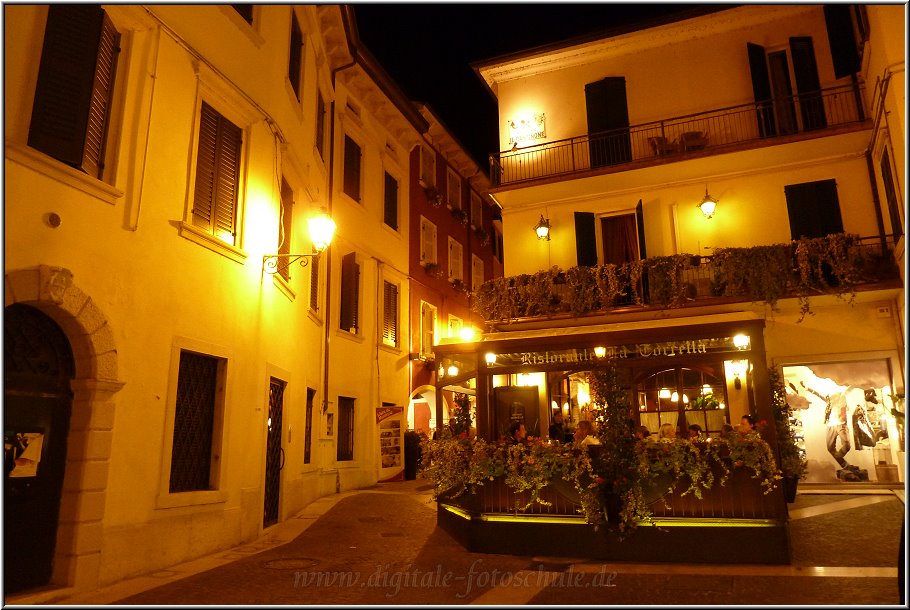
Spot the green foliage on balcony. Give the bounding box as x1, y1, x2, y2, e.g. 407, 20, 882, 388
473, 233, 896, 323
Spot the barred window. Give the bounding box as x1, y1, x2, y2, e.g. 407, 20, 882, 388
169, 351, 223, 493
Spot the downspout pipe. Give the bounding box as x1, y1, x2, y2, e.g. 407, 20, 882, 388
322, 58, 356, 416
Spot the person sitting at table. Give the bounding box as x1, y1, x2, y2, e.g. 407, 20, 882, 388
738, 414, 757, 435
574, 420, 601, 447
506, 421, 527, 445
688, 424, 704, 442
658, 423, 677, 441
548, 411, 566, 443
635, 425, 651, 441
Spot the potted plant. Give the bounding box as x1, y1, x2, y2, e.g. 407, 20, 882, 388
769, 368, 807, 501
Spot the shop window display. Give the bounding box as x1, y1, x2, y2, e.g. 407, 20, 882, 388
782, 360, 903, 484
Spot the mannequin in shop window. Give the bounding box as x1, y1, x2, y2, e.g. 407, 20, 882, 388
794, 379, 868, 482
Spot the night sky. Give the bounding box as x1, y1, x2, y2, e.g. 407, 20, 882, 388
354, 4, 712, 171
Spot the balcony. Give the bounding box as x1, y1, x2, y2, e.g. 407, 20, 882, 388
490, 84, 867, 188
472, 234, 901, 324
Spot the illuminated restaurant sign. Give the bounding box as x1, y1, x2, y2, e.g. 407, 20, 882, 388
488, 337, 747, 370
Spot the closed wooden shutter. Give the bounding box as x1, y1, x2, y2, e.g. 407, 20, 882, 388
336, 397, 355, 461
288, 16, 302, 100
420, 303, 435, 356
472, 256, 484, 292
309, 255, 320, 310
315, 95, 326, 159
420, 218, 436, 264
880, 149, 903, 239
584, 77, 631, 167
28, 5, 120, 178
343, 135, 361, 201
574, 212, 597, 267
193, 102, 242, 243
824, 5, 861, 79
449, 239, 463, 282
382, 281, 398, 346
384, 172, 398, 229
785, 179, 843, 240
747, 42, 776, 138
790, 37, 826, 130
340, 252, 359, 333
278, 178, 294, 281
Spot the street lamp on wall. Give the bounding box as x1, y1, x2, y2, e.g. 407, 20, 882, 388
697, 186, 718, 219
263, 208, 336, 274
534, 214, 551, 240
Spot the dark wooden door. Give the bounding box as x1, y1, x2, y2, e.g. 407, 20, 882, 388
4, 304, 74, 593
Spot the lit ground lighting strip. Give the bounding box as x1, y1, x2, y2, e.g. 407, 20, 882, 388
479, 514, 588, 524
642, 517, 781, 527
441, 506, 780, 528
440, 504, 472, 520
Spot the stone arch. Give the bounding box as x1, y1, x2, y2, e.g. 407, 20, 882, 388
5, 265, 124, 592
407, 384, 445, 433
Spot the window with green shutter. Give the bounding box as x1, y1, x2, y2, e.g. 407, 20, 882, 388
28, 5, 121, 180
193, 102, 243, 245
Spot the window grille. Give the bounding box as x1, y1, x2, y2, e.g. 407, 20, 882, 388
169, 351, 219, 493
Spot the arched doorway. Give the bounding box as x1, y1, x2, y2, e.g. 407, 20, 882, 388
4, 303, 75, 593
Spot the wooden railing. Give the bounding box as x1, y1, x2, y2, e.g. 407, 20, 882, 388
490, 84, 866, 187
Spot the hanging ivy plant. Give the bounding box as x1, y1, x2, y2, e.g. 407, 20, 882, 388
471, 234, 891, 324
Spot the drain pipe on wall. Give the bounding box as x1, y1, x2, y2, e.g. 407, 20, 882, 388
322, 58, 356, 419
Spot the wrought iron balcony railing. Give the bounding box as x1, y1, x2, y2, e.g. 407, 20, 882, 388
490, 84, 866, 187
472, 234, 900, 323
